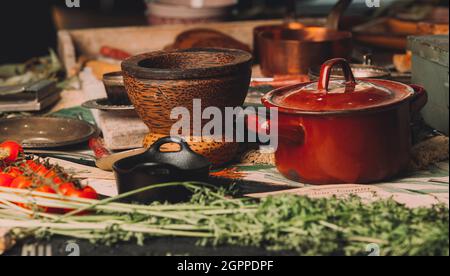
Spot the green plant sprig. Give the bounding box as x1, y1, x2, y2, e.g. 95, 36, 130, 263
0, 183, 448, 256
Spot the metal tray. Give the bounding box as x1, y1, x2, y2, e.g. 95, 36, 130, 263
0, 117, 99, 149
82, 98, 135, 112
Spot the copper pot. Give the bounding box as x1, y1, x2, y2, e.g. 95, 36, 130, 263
255, 0, 353, 76
251, 58, 428, 184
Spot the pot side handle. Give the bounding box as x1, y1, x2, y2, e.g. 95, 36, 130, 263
246, 114, 305, 145
409, 85, 428, 116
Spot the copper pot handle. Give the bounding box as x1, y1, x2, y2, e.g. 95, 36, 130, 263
318, 58, 356, 92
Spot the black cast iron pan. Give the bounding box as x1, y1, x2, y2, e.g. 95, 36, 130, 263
113, 136, 211, 204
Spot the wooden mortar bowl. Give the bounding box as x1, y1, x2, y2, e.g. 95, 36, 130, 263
122, 48, 252, 165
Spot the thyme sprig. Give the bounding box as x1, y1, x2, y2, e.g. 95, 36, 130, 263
0, 183, 448, 256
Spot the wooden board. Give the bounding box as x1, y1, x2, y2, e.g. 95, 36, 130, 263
57, 19, 330, 76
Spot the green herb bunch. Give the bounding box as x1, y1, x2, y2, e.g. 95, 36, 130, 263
0, 183, 448, 256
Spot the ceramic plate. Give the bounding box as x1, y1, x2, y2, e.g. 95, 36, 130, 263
0, 117, 99, 149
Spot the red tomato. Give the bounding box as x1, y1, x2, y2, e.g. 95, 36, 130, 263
36, 185, 56, 194
20, 160, 39, 171
58, 183, 98, 214
59, 182, 77, 195
52, 176, 64, 185
0, 141, 24, 162
80, 186, 98, 200
10, 176, 33, 189
0, 173, 14, 187
35, 185, 60, 213
61, 183, 98, 198
34, 165, 49, 176
44, 170, 58, 180
7, 167, 23, 178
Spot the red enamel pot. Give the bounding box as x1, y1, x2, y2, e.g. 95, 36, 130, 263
258, 58, 428, 184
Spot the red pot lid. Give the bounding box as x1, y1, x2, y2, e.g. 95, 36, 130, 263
264, 58, 415, 113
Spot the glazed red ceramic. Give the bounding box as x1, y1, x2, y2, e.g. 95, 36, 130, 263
260, 58, 428, 184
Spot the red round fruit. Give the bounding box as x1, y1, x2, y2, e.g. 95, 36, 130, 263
0, 141, 24, 162
10, 176, 33, 189
35, 185, 59, 213
21, 160, 39, 171
0, 173, 14, 187
80, 186, 98, 200
59, 182, 77, 195
7, 167, 24, 178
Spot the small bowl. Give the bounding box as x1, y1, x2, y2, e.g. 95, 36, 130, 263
102, 72, 132, 106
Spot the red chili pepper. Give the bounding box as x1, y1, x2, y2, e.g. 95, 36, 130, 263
100, 46, 131, 60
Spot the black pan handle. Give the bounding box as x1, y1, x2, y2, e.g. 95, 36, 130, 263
148, 136, 193, 154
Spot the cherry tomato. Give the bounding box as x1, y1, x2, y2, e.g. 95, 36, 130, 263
61, 184, 97, 199
59, 182, 77, 195
10, 176, 33, 189
65, 186, 98, 200
0, 173, 14, 187
20, 160, 39, 171
58, 183, 98, 214
7, 167, 23, 178
0, 141, 24, 162
34, 165, 49, 176
52, 176, 64, 185
35, 185, 60, 213
80, 186, 98, 200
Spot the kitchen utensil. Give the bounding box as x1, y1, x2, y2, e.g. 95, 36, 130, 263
409, 35, 449, 135
251, 58, 428, 184
255, 0, 353, 76
122, 48, 252, 165
88, 137, 148, 171
25, 147, 147, 171
113, 136, 211, 204
24, 149, 97, 167
102, 72, 131, 105
0, 117, 99, 149
24, 150, 96, 161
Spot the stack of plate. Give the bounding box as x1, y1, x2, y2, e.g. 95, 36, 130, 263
146, 0, 237, 25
